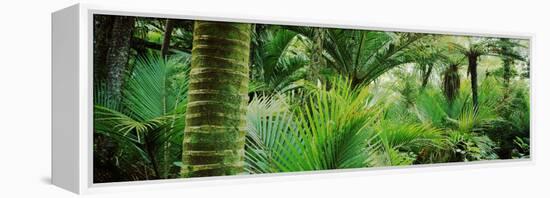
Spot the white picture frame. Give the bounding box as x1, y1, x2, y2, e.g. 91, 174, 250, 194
52, 3, 534, 194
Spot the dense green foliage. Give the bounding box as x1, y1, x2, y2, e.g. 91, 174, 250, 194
93, 15, 530, 183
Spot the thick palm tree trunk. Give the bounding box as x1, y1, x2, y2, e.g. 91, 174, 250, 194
468, 55, 479, 108
182, 21, 251, 177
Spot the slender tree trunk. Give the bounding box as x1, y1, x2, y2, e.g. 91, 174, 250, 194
159, 18, 176, 179
161, 19, 175, 57
501, 38, 514, 90
421, 64, 433, 88
501, 58, 513, 105
468, 55, 479, 108
309, 28, 325, 83
499, 39, 515, 159
144, 134, 161, 179
503, 58, 513, 88
182, 21, 251, 178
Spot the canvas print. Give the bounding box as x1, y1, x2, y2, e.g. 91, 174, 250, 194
92, 14, 530, 183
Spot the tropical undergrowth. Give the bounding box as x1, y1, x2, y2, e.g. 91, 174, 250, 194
94, 52, 190, 182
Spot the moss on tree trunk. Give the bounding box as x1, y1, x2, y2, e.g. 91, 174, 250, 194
181, 21, 251, 177
93, 15, 114, 83
105, 16, 135, 103
92, 15, 135, 183
93, 15, 135, 103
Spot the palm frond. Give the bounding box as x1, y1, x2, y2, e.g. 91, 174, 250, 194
245, 94, 296, 173
245, 78, 381, 173
94, 52, 190, 179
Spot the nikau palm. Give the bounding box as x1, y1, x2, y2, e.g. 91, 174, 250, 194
181, 21, 252, 177
94, 53, 189, 181
92, 15, 530, 183
320, 30, 423, 86
245, 78, 380, 172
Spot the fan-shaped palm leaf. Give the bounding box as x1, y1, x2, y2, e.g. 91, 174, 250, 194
94, 52, 190, 179
245, 78, 381, 173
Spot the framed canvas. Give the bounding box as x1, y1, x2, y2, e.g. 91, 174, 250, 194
52, 3, 533, 194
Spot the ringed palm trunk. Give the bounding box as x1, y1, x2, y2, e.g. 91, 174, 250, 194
182, 21, 251, 177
